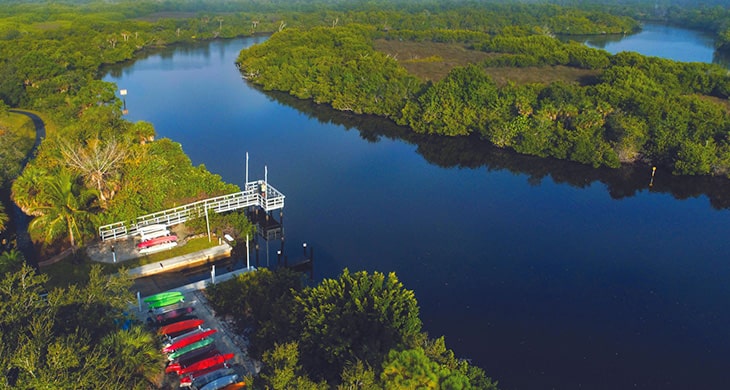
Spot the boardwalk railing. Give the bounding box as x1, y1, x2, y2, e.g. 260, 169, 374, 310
98, 180, 285, 241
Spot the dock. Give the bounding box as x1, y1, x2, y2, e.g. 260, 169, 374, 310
126, 243, 232, 279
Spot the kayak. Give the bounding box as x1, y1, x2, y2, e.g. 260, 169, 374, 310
144, 291, 183, 303
164, 328, 207, 349
178, 353, 235, 376
199, 374, 239, 390
185, 368, 235, 389
179, 363, 230, 385
158, 319, 204, 336
151, 301, 190, 315
220, 382, 246, 390
148, 295, 184, 309
167, 337, 216, 361
163, 329, 217, 353
165, 345, 219, 374
152, 306, 194, 323
138, 235, 177, 249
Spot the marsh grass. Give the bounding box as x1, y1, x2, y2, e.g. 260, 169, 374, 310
373, 38, 600, 85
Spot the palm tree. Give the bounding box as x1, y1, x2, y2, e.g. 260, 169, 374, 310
11, 164, 47, 216
26, 170, 97, 247
0, 202, 7, 232
101, 326, 164, 388
0, 248, 24, 273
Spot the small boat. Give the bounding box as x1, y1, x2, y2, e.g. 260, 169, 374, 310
148, 295, 184, 309
199, 374, 239, 390
183, 368, 235, 388
158, 319, 204, 336
179, 364, 230, 386
165, 345, 219, 374
144, 291, 183, 304
139, 241, 177, 254
178, 353, 235, 376
138, 235, 177, 249
220, 382, 246, 390
167, 337, 215, 361
163, 329, 217, 353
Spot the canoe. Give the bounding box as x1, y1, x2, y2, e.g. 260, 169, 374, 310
139, 241, 177, 254
165, 345, 219, 374
178, 353, 235, 376
138, 235, 177, 249
186, 368, 235, 389
144, 291, 183, 304
167, 337, 215, 361
148, 295, 184, 309
163, 329, 217, 353
199, 374, 239, 390
164, 328, 207, 348
179, 363, 229, 385
220, 382, 246, 390
158, 319, 204, 336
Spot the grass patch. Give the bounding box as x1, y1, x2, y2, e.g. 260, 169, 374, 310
135, 12, 200, 22
374, 39, 495, 82
41, 252, 118, 290
373, 39, 601, 86
120, 236, 219, 269
483, 65, 601, 87
40, 236, 220, 289
31, 21, 70, 31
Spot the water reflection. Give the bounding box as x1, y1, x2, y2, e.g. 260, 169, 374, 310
261, 88, 730, 210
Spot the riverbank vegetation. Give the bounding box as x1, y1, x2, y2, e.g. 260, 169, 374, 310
206, 268, 498, 389
0, 0, 727, 388
237, 22, 730, 175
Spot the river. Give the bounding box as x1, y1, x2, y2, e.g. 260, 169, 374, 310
103, 24, 730, 389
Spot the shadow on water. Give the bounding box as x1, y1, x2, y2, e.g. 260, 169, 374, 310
259, 87, 730, 210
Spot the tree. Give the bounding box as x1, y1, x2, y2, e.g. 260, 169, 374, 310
0, 202, 7, 232
100, 326, 165, 387
0, 248, 24, 274
296, 269, 422, 381
205, 267, 302, 358
59, 137, 128, 207
381, 348, 472, 390
26, 170, 97, 247
256, 342, 328, 390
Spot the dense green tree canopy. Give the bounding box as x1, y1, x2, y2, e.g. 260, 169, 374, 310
0, 265, 164, 389
206, 268, 497, 388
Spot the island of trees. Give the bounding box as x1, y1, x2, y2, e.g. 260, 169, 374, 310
2, 0, 730, 388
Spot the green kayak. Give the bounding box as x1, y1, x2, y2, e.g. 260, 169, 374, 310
143, 291, 183, 303
147, 295, 184, 309
167, 337, 215, 361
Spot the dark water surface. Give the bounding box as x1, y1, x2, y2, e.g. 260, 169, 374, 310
103, 25, 730, 389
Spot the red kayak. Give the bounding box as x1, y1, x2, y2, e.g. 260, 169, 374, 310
165, 346, 219, 374
178, 353, 235, 376
138, 235, 177, 249
163, 329, 217, 353
179, 363, 230, 384
158, 319, 204, 336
